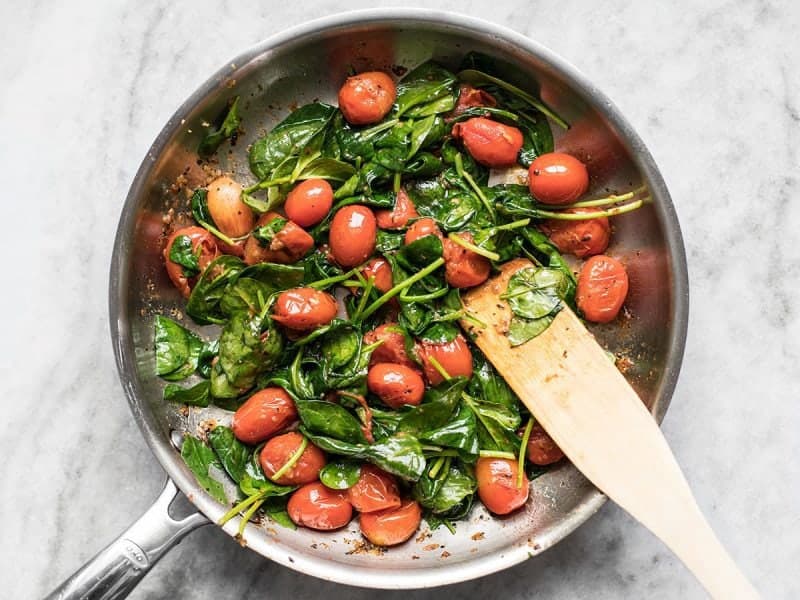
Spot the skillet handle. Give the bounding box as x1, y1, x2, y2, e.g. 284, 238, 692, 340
44, 478, 208, 600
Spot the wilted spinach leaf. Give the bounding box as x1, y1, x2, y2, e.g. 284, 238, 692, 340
180, 436, 226, 503
186, 255, 246, 325
154, 316, 203, 381
168, 234, 201, 277
395, 62, 458, 117
208, 425, 250, 484
501, 266, 569, 346
163, 380, 210, 407
295, 399, 368, 444
397, 377, 468, 436
198, 96, 241, 158
218, 313, 283, 392
319, 460, 361, 490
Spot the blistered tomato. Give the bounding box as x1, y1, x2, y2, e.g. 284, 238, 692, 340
539, 209, 610, 258
576, 255, 628, 323
443, 233, 491, 288
367, 363, 425, 409
475, 457, 529, 515
329, 205, 377, 267
338, 71, 396, 125
526, 423, 565, 466
376, 188, 419, 230
284, 179, 334, 227
231, 387, 297, 444
243, 211, 314, 265
287, 482, 353, 530
206, 176, 254, 237
272, 288, 338, 330
452, 84, 497, 115
417, 333, 473, 385
347, 464, 401, 513
452, 117, 523, 167
528, 152, 589, 205
163, 226, 220, 297
359, 498, 422, 546
363, 323, 415, 368
259, 432, 326, 485
361, 257, 393, 294
404, 217, 442, 245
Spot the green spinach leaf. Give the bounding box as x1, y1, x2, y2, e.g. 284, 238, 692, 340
198, 96, 241, 158
168, 234, 201, 277
186, 255, 246, 325
163, 380, 210, 407
154, 316, 203, 381
208, 425, 250, 484
319, 460, 361, 490
180, 436, 226, 503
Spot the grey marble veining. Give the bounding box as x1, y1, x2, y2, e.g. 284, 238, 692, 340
0, 0, 797, 598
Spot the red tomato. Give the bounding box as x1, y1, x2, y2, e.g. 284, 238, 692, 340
539, 209, 610, 258
576, 255, 629, 323
206, 176, 254, 237
452, 84, 497, 115
451, 117, 523, 167
476, 457, 529, 515
347, 464, 401, 513
338, 71, 396, 125
272, 288, 338, 330
376, 188, 419, 230
260, 432, 326, 485
443, 233, 491, 288
359, 498, 422, 546
243, 212, 314, 265
329, 205, 377, 267
163, 226, 220, 297
528, 153, 589, 205
367, 363, 425, 409
231, 387, 298, 445
526, 423, 565, 466
416, 333, 473, 385
284, 179, 334, 227
404, 217, 442, 245
361, 257, 393, 294
363, 323, 415, 368
287, 482, 353, 531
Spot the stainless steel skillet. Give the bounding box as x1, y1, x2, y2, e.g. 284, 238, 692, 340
47, 9, 688, 599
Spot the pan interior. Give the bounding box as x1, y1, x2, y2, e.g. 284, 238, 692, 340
113, 11, 686, 589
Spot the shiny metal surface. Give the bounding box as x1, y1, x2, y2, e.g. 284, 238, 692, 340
104, 8, 688, 591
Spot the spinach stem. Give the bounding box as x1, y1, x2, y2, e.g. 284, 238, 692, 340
428, 456, 446, 478
535, 198, 645, 220
479, 450, 517, 459
393, 171, 402, 193
352, 275, 375, 322
454, 153, 495, 220
270, 435, 309, 482
563, 190, 635, 209
307, 268, 358, 289
197, 218, 239, 247
427, 355, 452, 382
460, 310, 487, 329
481, 218, 531, 234
357, 257, 445, 322
399, 286, 450, 303
517, 417, 534, 488
237, 498, 265, 537
448, 233, 501, 261
218, 490, 265, 526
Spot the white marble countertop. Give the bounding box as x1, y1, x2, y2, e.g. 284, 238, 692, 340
1, 1, 797, 598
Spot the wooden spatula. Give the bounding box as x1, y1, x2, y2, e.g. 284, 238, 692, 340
461, 259, 758, 599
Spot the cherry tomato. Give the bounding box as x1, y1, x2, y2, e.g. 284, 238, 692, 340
475, 457, 529, 515
576, 255, 629, 323
443, 233, 491, 288
404, 217, 442, 245
329, 205, 377, 267
359, 498, 421, 546
417, 333, 473, 385
376, 188, 419, 230
260, 432, 326, 485
528, 152, 589, 205
287, 482, 353, 531
361, 257, 393, 294
243, 211, 314, 265
526, 423, 565, 466
367, 363, 425, 409
451, 117, 523, 167
452, 84, 497, 115
539, 209, 610, 258
347, 464, 401, 513
284, 179, 334, 228
363, 323, 415, 368
206, 176, 254, 237
163, 226, 220, 297
231, 387, 298, 445
273, 287, 338, 330
338, 71, 396, 126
